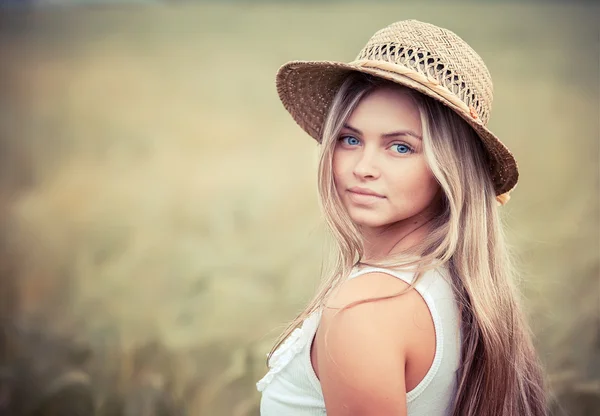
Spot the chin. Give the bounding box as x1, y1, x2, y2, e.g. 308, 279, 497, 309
347, 210, 391, 229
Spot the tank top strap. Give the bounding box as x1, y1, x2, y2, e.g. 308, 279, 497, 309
348, 265, 419, 285
345, 264, 452, 403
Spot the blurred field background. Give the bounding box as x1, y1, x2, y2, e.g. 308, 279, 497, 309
0, 0, 598, 415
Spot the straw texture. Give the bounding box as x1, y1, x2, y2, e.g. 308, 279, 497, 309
276, 19, 518, 200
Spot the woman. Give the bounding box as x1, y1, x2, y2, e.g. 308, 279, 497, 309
256, 19, 547, 415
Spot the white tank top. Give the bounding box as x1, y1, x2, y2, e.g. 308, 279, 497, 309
256, 265, 462, 415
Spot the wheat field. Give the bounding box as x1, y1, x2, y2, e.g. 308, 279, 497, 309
0, 1, 598, 415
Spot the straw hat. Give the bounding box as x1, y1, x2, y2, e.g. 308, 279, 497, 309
275, 19, 517, 205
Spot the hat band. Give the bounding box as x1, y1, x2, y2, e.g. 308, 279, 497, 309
351, 59, 479, 124
352, 59, 510, 205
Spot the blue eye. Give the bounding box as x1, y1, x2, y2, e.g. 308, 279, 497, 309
340, 136, 360, 146
392, 144, 412, 154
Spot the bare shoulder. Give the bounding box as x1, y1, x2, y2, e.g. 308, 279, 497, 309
316, 271, 434, 415
325, 271, 416, 310
324, 271, 432, 335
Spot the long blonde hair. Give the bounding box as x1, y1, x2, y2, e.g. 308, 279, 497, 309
267, 72, 548, 415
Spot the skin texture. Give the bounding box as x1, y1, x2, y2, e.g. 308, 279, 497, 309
313, 87, 439, 415
314, 273, 436, 416
332, 87, 441, 262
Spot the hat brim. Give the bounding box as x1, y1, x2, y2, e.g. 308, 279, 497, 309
276, 60, 518, 196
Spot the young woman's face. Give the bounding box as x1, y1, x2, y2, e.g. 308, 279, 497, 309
332, 87, 441, 231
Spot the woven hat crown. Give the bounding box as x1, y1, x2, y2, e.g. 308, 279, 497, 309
354, 20, 494, 125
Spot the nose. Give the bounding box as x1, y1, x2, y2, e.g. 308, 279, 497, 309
353, 146, 380, 180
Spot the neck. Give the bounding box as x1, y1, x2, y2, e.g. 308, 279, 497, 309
359, 213, 436, 264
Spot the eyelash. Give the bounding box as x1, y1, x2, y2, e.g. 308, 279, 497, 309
338, 135, 415, 154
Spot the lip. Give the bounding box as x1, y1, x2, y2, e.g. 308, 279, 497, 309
346, 187, 386, 206
347, 187, 385, 198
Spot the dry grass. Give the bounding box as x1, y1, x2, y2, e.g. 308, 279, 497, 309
0, 2, 598, 415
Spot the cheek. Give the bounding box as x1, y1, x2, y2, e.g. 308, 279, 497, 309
419, 174, 440, 203
421, 174, 441, 202
332, 152, 347, 186
391, 162, 439, 200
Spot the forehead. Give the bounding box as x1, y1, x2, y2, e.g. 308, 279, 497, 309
345, 87, 422, 136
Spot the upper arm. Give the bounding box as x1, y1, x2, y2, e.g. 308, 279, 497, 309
317, 272, 428, 416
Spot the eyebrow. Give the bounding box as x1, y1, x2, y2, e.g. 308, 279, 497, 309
342, 123, 422, 140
